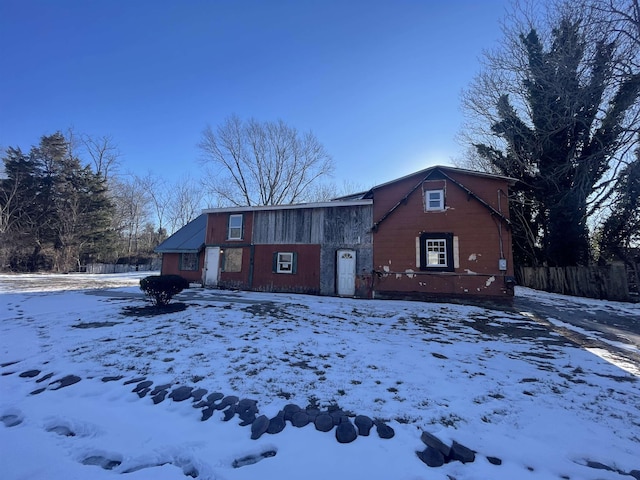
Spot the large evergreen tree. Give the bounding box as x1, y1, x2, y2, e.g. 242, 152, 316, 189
463, 1, 640, 267
0, 132, 116, 272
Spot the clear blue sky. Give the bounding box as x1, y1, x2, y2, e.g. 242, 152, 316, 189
0, 0, 508, 189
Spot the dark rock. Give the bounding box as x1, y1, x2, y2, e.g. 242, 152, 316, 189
449, 441, 475, 463
251, 415, 270, 440
30, 387, 46, 395
51, 375, 81, 390
102, 375, 123, 383
417, 447, 445, 467
152, 390, 168, 405
267, 414, 286, 434
487, 456, 502, 466
335, 419, 357, 443
232, 450, 277, 468
201, 406, 214, 421
330, 410, 345, 425
222, 405, 236, 421
314, 414, 334, 432
283, 404, 301, 422
20, 370, 41, 378
136, 387, 151, 398
629, 470, 640, 480
305, 407, 320, 420
586, 460, 615, 471
169, 386, 193, 402
132, 380, 153, 393
237, 399, 258, 414
291, 411, 310, 427
191, 388, 207, 402
375, 421, 394, 439
354, 415, 373, 436
421, 431, 451, 457
215, 395, 239, 410
36, 372, 54, 383
239, 411, 257, 426
207, 392, 224, 403
150, 384, 172, 395
123, 377, 146, 385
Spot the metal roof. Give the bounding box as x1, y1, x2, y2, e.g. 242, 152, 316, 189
154, 213, 207, 253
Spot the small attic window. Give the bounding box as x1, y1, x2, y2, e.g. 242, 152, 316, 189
425, 189, 444, 211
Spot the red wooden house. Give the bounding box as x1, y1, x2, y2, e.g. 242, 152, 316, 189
156, 166, 516, 301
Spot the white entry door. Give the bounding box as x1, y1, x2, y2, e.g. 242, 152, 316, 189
203, 247, 220, 287
337, 249, 356, 297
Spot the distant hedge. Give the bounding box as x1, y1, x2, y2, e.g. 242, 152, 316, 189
140, 275, 189, 306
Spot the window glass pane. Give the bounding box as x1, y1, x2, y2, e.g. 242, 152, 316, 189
426, 239, 447, 266
228, 214, 243, 239
425, 190, 444, 210
180, 253, 198, 271
277, 252, 293, 273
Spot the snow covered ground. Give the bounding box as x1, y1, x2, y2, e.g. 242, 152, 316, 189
0, 273, 638, 480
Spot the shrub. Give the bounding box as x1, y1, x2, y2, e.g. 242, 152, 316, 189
140, 275, 189, 306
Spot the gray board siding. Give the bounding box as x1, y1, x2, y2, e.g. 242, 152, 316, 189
252, 205, 373, 296
252, 205, 373, 246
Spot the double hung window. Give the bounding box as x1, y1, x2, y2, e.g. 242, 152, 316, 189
228, 214, 243, 240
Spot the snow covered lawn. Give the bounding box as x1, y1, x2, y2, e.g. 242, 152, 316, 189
1, 273, 638, 479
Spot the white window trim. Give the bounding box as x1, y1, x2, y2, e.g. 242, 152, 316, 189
425, 238, 448, 267
228, 214, 243, 240
276, 252, 294, 273
425, 189, 445, 211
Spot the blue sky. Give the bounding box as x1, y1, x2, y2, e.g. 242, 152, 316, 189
0, 0, 508, 189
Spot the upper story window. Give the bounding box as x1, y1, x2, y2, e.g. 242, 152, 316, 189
425, 189, 445, 211
228, 214, 243, 240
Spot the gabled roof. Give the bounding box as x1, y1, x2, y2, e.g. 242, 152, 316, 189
332, 165, 517, 201
154, 213, 207, 253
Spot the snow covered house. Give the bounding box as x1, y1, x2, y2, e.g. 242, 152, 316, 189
155, 166, 516, 300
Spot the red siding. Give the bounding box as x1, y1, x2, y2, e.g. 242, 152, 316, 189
206, 212, 253, 245
372, 170, 514, 299
252, 244, 321, 294
160, 252, 205, 283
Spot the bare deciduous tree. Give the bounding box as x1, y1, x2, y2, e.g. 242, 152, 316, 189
198, 115, 334, 206
81, 134, 121, 180
168, 174, 204, 234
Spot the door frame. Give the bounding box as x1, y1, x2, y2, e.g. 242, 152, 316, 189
336, 249, 356, 297
203, 247, 220, 287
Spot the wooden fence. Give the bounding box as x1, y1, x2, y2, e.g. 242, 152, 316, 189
81, 260, 161, 274
516, 264, 633, 302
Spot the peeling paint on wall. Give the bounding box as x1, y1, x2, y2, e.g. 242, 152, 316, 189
464, 269, 478, 275
405, 269, 415, 278
485, 276, 495, 287
468, 253, 478, 261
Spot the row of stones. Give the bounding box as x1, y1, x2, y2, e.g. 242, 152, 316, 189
7, 366, 489, 468
109, 375, 395, 444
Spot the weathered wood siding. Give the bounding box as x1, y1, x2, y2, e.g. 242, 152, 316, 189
319, 206, 373, 296
252, 209, 323, 244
